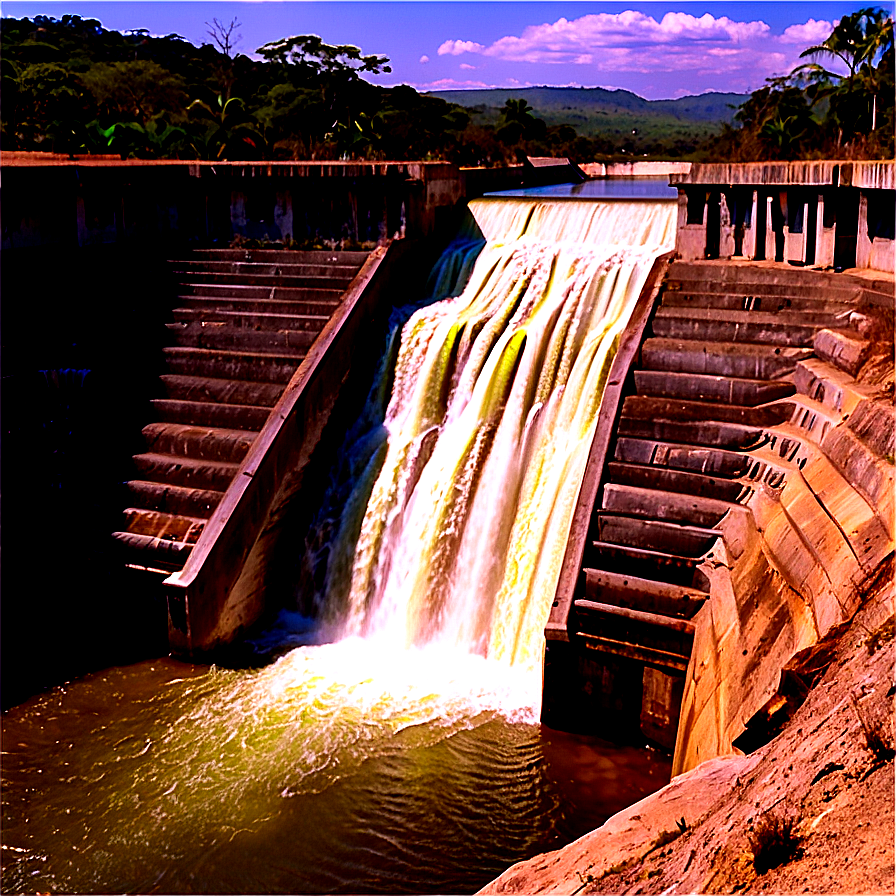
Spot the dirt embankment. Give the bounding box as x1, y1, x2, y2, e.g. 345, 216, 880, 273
482, 555, 894, 896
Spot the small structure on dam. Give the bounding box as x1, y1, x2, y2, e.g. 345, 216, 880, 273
671, 161, 895, 273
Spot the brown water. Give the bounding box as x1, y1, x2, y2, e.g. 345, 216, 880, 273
1, 647, 669, 895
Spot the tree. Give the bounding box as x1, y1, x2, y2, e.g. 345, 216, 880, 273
206, 16, 241, 58
497, 98, 546, 145
255, 35, 391, 158
80, 60, 189, 127
205, 16, 241, 100
795, 7, 894, 144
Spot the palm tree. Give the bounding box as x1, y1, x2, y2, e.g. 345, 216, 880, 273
795, 7, 894, 143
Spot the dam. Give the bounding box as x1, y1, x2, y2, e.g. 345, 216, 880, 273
1, 157, 893, 893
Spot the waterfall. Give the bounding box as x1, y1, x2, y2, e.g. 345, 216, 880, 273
328, 196, 676, 674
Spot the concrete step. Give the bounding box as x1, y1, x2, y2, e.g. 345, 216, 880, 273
163, 347, 303, 384
664, 280, 859, 301
584, 540, 707, 588
158, 375, 284, 408
655, 306, 844, 328
141, 421, 258, 464
172, 307, 331, 331
813, 328, 871, 377
112, 529, 193, 573
182, 248, 370, 266
572, 631, 691, 672
641, 338, 814, 379
606, 460, 751, 503
122, 507, 207, 541
178, 283, 344, 302
171, 270, 354, 291
786, 394, 843, 446
177, 294, 342, 317
171, 259, 361, 279
132, 452, 240, 492
633, 370, 795, 406
151, 398, 272, 431
573, 598, 695, 659
792, 358, 876, 416
667, 261, 862, 291
592, 512, 721, 557
165, 321, 318, 354
621, 395, 794, 427
581, 568, 708, 618
651, 314, 824, 346
601, 483, 736, 529
126, 480, 224, 518
661, 291, 854, 313
614, 437, 755, 478
617, 414, 768, 451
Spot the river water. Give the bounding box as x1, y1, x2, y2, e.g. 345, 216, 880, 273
1, 193, 676, 894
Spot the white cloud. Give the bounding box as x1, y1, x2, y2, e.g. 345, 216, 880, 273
438, 39, 485, 56
471, 11, 771, 65
419, 54, 430, 64
436, 10, 833, 89
419, 77, 492, 89
459, 63, 476, 70
781, 19, 835, 45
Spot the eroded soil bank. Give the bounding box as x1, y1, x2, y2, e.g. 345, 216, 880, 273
481, 535, 894, 896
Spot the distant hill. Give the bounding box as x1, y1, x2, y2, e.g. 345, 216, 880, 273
428, 86, 747, 144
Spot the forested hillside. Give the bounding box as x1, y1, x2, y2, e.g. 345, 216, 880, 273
429, 87, 747, 158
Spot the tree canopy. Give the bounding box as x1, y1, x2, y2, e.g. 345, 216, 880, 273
711, 7, 893, 160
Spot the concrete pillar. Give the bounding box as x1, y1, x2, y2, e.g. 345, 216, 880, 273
230, 191, 248, 237
855, 192, 872, 269
764, 196, 776, 261
719, 192, 735, 258
786, 199, 809, 264
76, 194, 89, 247
816, 192, 834, 267
742, 189, 758, 258
274, 191, 293, 243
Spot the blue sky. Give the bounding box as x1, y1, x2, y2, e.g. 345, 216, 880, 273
3, 1, 891, 98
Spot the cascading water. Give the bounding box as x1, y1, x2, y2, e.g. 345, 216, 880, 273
1, 192, 675, 896
330, 196, 675, 674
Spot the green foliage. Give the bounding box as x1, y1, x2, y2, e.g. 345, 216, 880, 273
713, 6, 894, 160
80, 60, 189, 127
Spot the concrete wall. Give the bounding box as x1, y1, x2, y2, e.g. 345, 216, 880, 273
674, 328, 894, 774
581, 162, 692, 178
0, 157, 466, 251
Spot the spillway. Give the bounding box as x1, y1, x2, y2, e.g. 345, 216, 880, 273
327, 196, 676, 676
1, 192, 676, 895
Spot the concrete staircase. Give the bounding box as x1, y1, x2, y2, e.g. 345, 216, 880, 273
113, 249, 369, 577
569, 261, 862, 695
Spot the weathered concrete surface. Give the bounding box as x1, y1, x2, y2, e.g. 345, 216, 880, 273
671, 161, 846, 187
485, 570, 894, 895
544, 257, 893, 777
672, 271, 894, 775
1, 158, 465, 249
671, 161, 895, 274
581, 162, 692, 178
